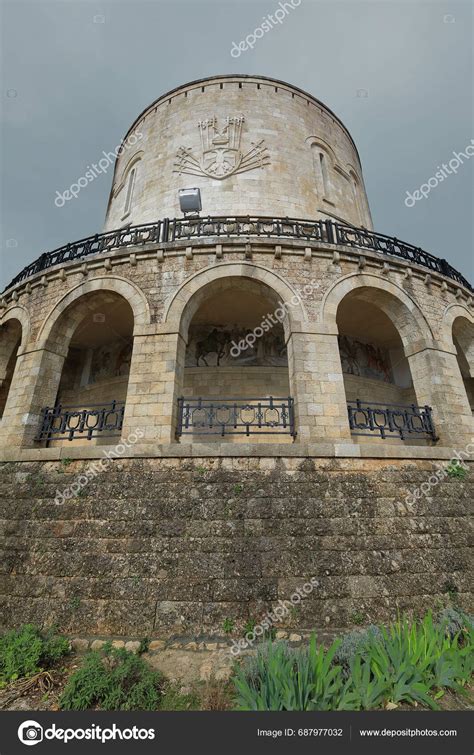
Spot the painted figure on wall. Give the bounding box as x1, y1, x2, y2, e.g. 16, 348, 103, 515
186, 324, 287, 367
338, 335, 392, 382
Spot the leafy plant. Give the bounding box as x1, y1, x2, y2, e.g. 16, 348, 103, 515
222, 618, 235, 635
446, 461, 468, 479
344, 654, 388, 710
233, 635, 346, 711
351, 611, 365, 626
59, 643, 164, 710
442, 579, 460, 604
242, 619, 256, 638
0, 624, 69, 684
138, 637, 149, 654
232, 612, 474, 711
437, 607, 473, 639
334, 625, 383, 677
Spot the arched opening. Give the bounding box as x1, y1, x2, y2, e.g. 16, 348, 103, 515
311, 143, 332, 202
176, 276, 294, 443
452, 316, 474, 411
336, 292, 430, 444
0, 319, 22, 419
39, 292, 134, 446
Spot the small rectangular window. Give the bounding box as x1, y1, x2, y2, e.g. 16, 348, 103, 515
123, 168, 136, 216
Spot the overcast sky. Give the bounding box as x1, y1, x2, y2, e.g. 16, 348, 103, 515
1, 0, 472, 289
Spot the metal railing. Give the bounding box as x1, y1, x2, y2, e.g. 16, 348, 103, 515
176, 396, 296, 437
4, 215, 472, 292
347, 399, 438, 441
35, 401, 125, 442
34, 396, 438, 443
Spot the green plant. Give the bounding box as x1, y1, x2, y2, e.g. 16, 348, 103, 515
351, 611, 365, 626
59, 643, 164, 710
0, 624, 69, 685
442, 579, 459, 603
232, 612, 474, 712
68, 596, 81, 611
343, 654, 388, 710
159, 682, 200, 710
334, 625, 383, 677
233, 484, 243, 495
242, 619, 256, 638
437, 607, 473, 639
222, 618, 235, 635
233, 635, 346, 711
138, 637, 149, 654
61, 458, 73, 467
446, 461, 468, 479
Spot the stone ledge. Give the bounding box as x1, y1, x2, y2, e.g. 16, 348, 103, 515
0, 442, 465, 463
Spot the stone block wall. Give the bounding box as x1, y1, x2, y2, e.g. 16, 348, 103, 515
0, 457, 471, 638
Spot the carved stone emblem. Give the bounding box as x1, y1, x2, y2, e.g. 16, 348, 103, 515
174, 115, 270, 180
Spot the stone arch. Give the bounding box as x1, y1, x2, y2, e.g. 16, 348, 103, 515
112, 150, 144, 198
164, 262, 308, 341
320, 273, 434, 349
37, 276, 150, 351
0, 308, 27, 419
442, 305, 474, 409
441, 304, 473, 350
305, 136, 338, 166
306, 136, 337, 202
0, 305, 30, 353
165, 263, 307, 443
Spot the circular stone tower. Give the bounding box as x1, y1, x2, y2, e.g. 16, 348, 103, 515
0, 75, 472, 644
104, 74, 373, 230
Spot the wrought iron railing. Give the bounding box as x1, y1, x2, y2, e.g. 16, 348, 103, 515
4, 216, 472, 292
347, 399, 437, 441
35, 401, 125, 442
176, 396, 296, 437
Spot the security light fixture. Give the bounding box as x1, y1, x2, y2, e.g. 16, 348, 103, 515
178, 187, 202, 216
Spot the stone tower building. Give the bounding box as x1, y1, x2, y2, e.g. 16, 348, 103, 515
0, 76, 472, 643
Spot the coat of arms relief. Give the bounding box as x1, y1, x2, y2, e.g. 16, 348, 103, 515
173, 115, 270, 180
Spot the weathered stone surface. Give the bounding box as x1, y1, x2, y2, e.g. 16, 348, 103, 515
0, 457, 471, 636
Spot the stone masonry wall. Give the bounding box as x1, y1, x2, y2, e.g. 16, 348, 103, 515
0, 457, 471, 638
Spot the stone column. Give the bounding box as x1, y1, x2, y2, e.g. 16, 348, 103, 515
121, 324, 186, 444
0, 346, 66, 448
287, 326, 351, 443
407, 343, 473, 447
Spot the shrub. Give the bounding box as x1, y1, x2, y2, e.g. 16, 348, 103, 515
334, 625, 383, 677
59, 643, 164, 710
437, 607, 473, 639
0, 624, 69, 685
